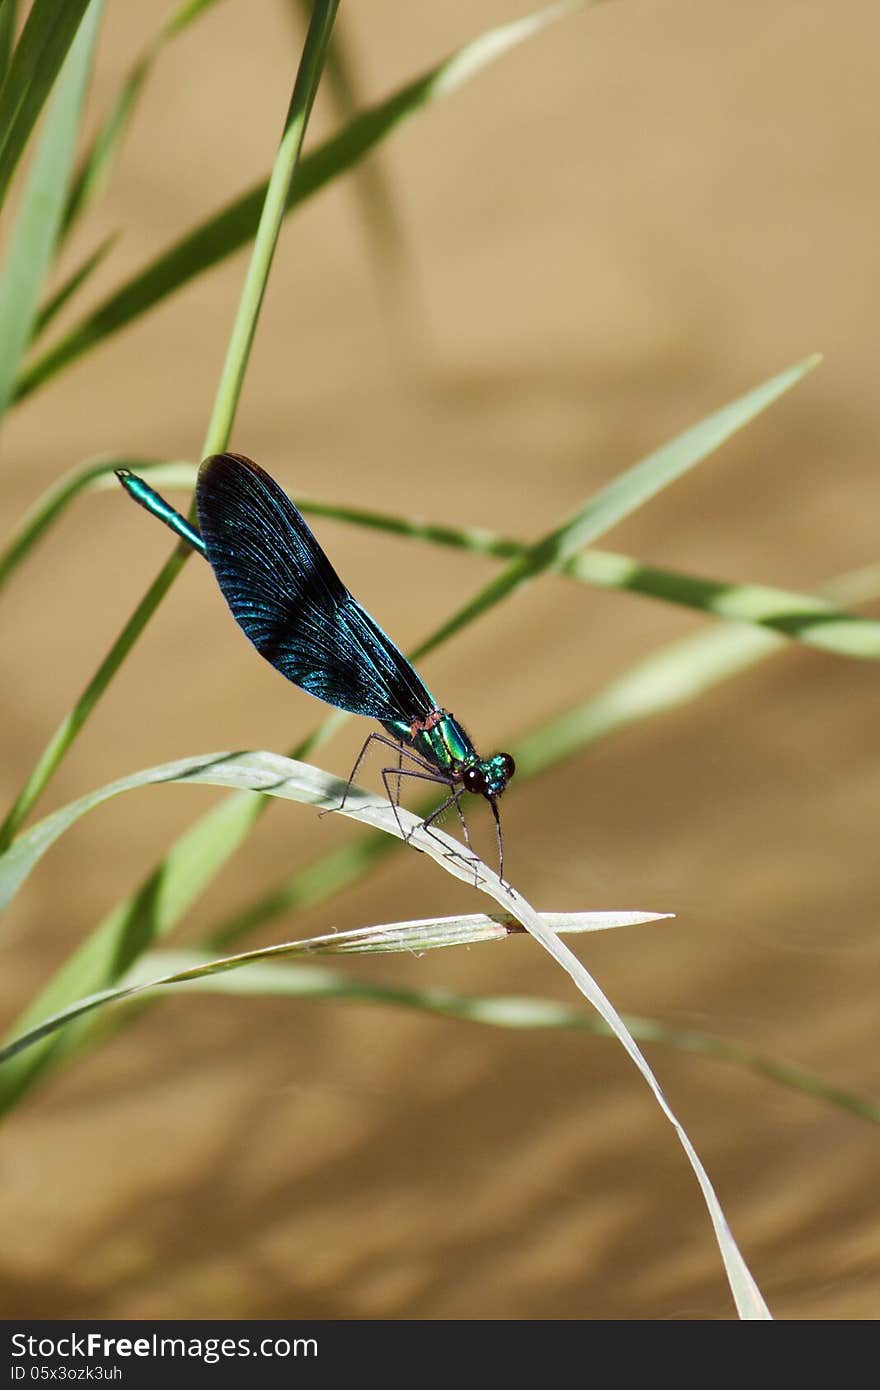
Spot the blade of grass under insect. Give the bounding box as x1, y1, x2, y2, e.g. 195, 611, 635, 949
0, 1, 340, 851
0, 0, 92, 215
0, 0, 102, 423
15, 0, 591, 403
0, 752, 365, 921
0, 750, 484, 1103
0, 910, 674, 1059
59, 0, 225, 243
0, 757, 770, 1318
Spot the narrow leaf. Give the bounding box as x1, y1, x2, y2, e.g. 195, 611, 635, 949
31, 232, 118, 344
417, 357, 820, 657
0, 910, 672, 1059
0, 1, 17, 85
29, 946, 879, 1124
0, 0, 92, 214
0, 750, 393, 919
0, 0, 102, 421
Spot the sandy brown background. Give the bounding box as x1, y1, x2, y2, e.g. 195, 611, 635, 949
1, 0, 878, 1319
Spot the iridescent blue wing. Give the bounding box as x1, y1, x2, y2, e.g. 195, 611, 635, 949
196, 453, 436, 723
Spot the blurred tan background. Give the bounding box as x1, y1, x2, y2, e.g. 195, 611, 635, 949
1, 0, 878, 1319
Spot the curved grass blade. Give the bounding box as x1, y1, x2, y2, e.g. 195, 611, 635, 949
15, 1, 590, 403
0, 0, 93, 214
0, 0, 102, 423
495, 892, 771, 1316
0, 749, 422, 922
0, 750, 769, 1318
0, 910, 673, 1060
0, 750, 487, 1103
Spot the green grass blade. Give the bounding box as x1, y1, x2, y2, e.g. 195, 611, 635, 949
0, 751, 385, 921
0, 0, 92, 215
281, 503, 880, 659
200, 0, 340, 456
0, 456, 181, 591
60, 0, 226, 244
513, 623, 785, 776
0, 0, 102, 422
11, 944, 875, 1125
417, 357, 819, 658
15, 1, 588, 404
0, 550, 189, 852
30, 232, 118, 345
564, 552, 880, 659
0, 1, 17, 85
0, 788, 266, 1108
0, 911, 672, 1060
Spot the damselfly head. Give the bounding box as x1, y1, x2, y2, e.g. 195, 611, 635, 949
462, 752, 515, 801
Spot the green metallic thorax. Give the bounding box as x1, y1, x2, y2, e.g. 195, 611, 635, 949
383, 713, 512, 799
382, 712, 474, 776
